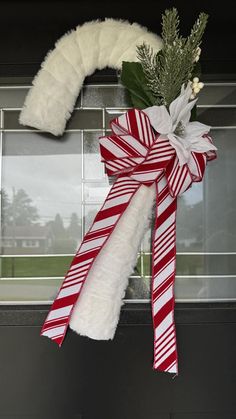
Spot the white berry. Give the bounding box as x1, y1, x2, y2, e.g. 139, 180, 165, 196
193, 77, 199, 83
198, 82, 204, 89
193, 87, 200, 94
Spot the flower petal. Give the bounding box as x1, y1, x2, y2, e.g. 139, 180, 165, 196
143, 105, 172, 134
174, 98, 198, 129
184, 121, 211, 139
169, 82, 193, 127
167, 133, 191, 166
190, 136, 217, 154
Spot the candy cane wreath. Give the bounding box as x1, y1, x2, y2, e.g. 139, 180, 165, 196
20, 13, 217, 375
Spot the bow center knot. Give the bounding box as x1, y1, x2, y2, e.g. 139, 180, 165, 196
174, 121, 185, 136
99, 108, 217, 198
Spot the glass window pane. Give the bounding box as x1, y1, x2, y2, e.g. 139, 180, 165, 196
198, 84, 236, 106
82, 85, 131, 108
83, 131, 105, 180
1, 83, 236, 303
1, 132, 82, 256
204, 129, 236, 252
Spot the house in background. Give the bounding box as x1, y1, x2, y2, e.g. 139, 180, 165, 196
1, 225, 53, 254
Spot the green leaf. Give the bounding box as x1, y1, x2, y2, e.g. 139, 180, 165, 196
120, 61, 156, 109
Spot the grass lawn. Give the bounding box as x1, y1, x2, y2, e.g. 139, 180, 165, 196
1, 256, 74, 278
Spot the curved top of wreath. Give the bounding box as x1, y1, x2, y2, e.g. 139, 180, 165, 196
19, 19, 162, 136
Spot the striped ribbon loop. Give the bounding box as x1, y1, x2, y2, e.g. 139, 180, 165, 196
41, 108, 216, 374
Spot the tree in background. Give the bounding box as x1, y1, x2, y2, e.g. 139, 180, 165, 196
47, 213, 80, 253
1, 188, 11, 227
2, 188, 39, 227
67, 212, 81, 239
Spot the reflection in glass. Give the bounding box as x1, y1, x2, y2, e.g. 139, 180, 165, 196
205, 129, 236, 252
83, 131, 105, 180
125, 277, 150, 299
0, 278, 63, 302
1, 256, 73, 278
82, 85, 131, 108
84, 182, 111, 203
176, 183, 204, 252
1, 132, 83, 255
84, 204, 102, 234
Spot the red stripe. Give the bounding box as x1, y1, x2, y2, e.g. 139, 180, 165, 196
108, 135, 144, 157
95, 202, 129, 221
100, 143, 117, 161
86, 227, 113, 240
50, 293, 80, 311
153, 269, 175, 299
156, 349, 177, 372
154, 298, 174, 327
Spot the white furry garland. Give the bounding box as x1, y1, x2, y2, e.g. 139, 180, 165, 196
69, 184, 155, 340
19, 19, 162, 135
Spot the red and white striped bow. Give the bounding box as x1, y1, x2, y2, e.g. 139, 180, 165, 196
41, 108, 216, 375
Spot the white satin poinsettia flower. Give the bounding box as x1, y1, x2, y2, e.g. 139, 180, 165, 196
144, 82, 217, 166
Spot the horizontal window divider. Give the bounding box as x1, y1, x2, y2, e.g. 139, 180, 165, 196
1, 275, 236, 281
83, 84, 125, 88
175, 298, 236, 302
176, 275, 236, 278
2, 107, 22, 111
0, 254, 75, 257
1, 82, 236, 90
141, 252, 236, 255
125, 298, 236, 303
1, 107, 129, 111
0, 300, 55, 305
211, 126, 236, 129
176, 252, 236, 255
133, 275, 236, 280
198, 104, 236, 108
82, 179, 107, 183
1, 252, 236, 258
1, 127, 236, 134
82, 201, 104, 205
0, 86, 31, 90
0, 128, 102, 134
0, 277, 63, 281
202, 82, 236, 86
1, 298, 236, 306
105, 107, 131, 110
0, 275, 143, 280
0, 128, 105, 133
0, 83, 126, 91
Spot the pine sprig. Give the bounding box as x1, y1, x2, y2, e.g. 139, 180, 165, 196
137, 8, 208, 107
136, 44, 158, 93
161, 7, 180, 45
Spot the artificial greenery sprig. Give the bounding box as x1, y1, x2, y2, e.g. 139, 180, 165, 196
137, 8, 208, 108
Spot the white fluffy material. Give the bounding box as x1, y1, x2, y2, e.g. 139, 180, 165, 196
19, 19, 162, 136
69, 184, 155, 340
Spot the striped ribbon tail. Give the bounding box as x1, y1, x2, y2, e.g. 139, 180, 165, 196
40, 176, 141, 346
152, 174, 178, 374
40, 105, 216, 375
